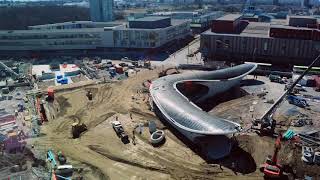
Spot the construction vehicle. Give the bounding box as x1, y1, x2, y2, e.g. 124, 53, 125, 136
112, 121, 129, 142
144, 60, 151, 69
253, 55, 320, 135
55, 165, 73, 180
0, 61, 23, 81
71, 123, 88, 139
269, 74, 284, 83
47, 150, 58, 169
260, 134, 283, 178
47, 150, 73, 180
57, 151, 67, 165
86, 90, 93, 101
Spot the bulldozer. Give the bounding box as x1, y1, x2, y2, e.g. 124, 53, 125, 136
71, 123, 88, 139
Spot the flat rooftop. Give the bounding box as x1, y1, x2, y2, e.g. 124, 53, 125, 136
289, 15, 317, 19
216, 14, 242, 21
203, 19, 290, 38
0, 28, 105, 34
121, 19, 189, 30
29, 21, 123, 28
241, 22, 270, 37
130, 16, 170, 22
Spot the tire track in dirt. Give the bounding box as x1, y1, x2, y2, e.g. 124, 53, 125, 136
81, 162, 110, 180
137, 148, 222, 180
86, 112, 116, 129
88, 145, 168, 173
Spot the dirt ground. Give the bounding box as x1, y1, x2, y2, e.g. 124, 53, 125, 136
30, 69, 320, 179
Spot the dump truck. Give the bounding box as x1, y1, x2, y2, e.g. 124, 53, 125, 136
71, 123, 87, 139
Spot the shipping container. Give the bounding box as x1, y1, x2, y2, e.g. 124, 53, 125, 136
269, 27, 312, 40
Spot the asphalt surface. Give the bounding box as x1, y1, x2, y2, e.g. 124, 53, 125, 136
152, 37, 202, 67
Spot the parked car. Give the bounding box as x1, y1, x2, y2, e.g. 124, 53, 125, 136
285, 83, 306, 93
119, 62, 128, 67
121, 57, 129, 61
294, 84, 307, 92
269, 74, 284, 83
286, 95, 308, 108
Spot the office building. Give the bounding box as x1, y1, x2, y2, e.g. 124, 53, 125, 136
89, 0, 113, 22
200, 14, 320, 66
0, 18, 191, 56
114, 17, 191, 48
149, 11, 224, 33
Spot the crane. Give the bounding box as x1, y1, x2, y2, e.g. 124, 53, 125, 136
0, 61, 31, 86
253, 54, 320, 135
0, 61, 19, 78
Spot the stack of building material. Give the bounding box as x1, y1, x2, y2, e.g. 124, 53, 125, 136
4, 131, 26, 153
0, 115, 16, 134
115, 65, 124, 74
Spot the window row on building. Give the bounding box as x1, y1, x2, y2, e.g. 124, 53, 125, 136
201, 33, 318, 66
0, 33, 100, 40
0, 20, 191, 51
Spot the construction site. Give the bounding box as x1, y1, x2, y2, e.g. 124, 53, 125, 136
0, 54, 320, 179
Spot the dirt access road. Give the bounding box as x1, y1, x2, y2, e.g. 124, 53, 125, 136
32, 69, 272, 180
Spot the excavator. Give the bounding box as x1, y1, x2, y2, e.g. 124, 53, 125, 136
260, 134, 283, 178
71, 122, 87, 139
86, 90, 93, 101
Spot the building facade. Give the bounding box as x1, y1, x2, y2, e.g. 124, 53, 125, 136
89, 0, 113, 22
0, 19, 191, 55
28, 21, 120, 30
200, 14, 320, 66
0, 29, 103, 51
149, 11, 224, 33
114, 20, 191, 48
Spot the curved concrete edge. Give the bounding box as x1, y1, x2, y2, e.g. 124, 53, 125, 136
150, 130, 166, 144
150, 64, 257, 137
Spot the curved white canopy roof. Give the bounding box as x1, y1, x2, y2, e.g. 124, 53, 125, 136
150, 64, 257, 135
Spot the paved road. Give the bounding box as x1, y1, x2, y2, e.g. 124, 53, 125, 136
152, 37, 203, 67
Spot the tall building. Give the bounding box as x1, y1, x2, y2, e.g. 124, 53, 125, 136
89, 0, 113, 22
